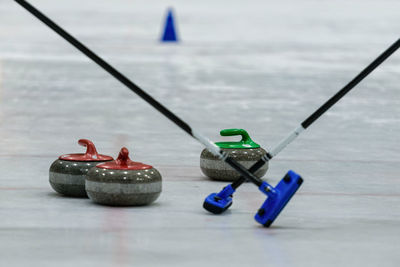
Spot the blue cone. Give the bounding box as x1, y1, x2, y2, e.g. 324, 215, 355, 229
161, 8, 178, 42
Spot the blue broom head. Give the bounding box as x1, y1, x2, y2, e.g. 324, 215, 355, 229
203, 185, 235, 214
255, 170, 303, 227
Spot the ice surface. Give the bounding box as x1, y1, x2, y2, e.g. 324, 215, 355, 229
0, 0, 399, 266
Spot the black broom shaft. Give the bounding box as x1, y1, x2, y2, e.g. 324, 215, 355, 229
232, 38, 400, 189
15, 0, 266, 187
302, 38, 400, 129
15, 0, 191, 135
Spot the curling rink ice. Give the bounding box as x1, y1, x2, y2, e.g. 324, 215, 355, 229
1, 0, 400, 266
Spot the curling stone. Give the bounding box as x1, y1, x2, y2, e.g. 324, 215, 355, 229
200, 128, 268, 181
85, 147, 162, 206
49, 139, 113, 197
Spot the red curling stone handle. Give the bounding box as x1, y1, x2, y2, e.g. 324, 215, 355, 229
78, 139, 99, 159
116, 147, 130, 168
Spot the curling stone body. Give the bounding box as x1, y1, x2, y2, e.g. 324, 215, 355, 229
200, 147, 268, 181
86, 147, 162, 206
200, 129, 269, 181
49, 139, 113, 197
50, 160, 104, 197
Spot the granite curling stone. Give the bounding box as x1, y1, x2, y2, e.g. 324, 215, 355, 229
200, 128, 268, 181
85, 147, 162, 206
49, 139, 113, 197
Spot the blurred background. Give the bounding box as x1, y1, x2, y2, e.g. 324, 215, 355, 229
1, 0, 399, 166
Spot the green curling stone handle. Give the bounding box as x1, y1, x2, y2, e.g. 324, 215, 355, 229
216, 129, 260, 149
